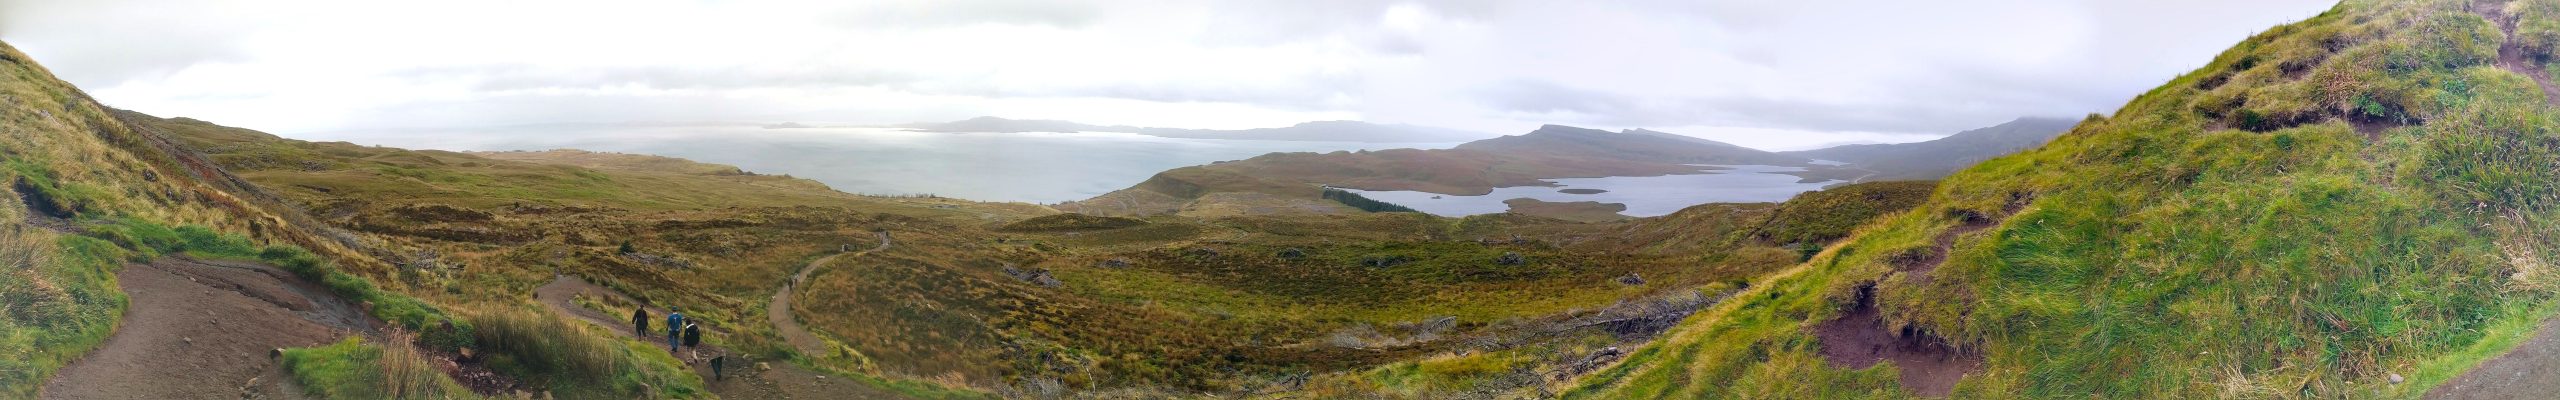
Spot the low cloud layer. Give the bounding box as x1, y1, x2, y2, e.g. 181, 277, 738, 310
0, 0, 2334, 148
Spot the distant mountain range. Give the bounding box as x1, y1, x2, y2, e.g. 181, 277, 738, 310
1068, 117, 2075, 219
1458, 125, 1811, 166
1783, 117, 2080, 180
897, 116, 1499, 143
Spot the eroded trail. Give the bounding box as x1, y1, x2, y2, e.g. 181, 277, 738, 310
770, 231, 890, 355
535, 274, 904, 400
2480, 0, 2560, 103
40, 257, 375, 400
2430, 2, 2560, 399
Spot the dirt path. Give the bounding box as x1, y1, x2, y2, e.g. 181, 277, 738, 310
536, 272, 905, 399
2429, 313, 2560, 399
40, 257, 374, 400
2430, 3, 2560, 399
770, 231, 891, 355
2480, 0, 2560, 103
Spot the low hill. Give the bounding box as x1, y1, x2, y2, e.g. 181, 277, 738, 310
1569, 0, 2560, 398
903, 116, 1496, 143
1783, 117, 2078, 180
1456, 125, 1810, 166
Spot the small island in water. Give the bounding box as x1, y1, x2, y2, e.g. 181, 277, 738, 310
1558, 188, 1609, 195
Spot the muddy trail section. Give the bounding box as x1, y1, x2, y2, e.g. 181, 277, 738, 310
2481, 0, 2560, 104
39, 257, 375, 400
1812, 284, 1981, 398
536, 274, 906, 400
1812, 203, 2020, 397
771, 230, 891, 355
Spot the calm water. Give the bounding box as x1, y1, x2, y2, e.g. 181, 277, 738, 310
1344, 165, 1840, 217
327, 126, 1456, 204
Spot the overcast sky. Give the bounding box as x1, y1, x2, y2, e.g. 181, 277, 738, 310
0, 0, 2335, 150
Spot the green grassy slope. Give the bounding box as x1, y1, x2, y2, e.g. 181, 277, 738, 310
1567, 0, 2560, 398
0, 40, 403, 397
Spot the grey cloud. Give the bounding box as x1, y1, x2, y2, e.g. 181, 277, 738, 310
397, 63, 1356, 110
1477, 80, 1633, 115
0, 0, 255, 86
827, 0, 1104, 29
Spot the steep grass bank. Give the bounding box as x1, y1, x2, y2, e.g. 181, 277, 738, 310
1569, 0, 2560, 398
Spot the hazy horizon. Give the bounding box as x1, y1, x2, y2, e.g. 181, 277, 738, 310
3, 0, 2333, 150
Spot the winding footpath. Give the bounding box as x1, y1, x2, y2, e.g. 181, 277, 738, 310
532, 230, 900, 400
770, 230, 891, 355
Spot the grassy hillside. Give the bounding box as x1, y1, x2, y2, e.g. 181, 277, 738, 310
0, 40, 428, 396
1567, 0, 2560, 398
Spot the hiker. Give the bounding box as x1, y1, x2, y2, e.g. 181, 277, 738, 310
709, 352, 726, 381
666, 307, 686, 353
632, 307, 650, 338
683, 322, 702, 349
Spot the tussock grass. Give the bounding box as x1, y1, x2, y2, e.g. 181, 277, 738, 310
467, 306, 706, 398
280, 330, 477, 400
0, 229, 128, 398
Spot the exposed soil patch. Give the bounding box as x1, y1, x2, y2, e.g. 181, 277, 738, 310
2479, 0, 2560, 104
40, 257, 376, 399
13, 176, 78, 233
1811, 284, 1982, 398
1891, 209, 1999, 278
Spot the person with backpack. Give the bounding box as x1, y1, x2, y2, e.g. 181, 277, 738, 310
632, 307, 651, 338
683, 322, 702, 349
665, 307, 685, 353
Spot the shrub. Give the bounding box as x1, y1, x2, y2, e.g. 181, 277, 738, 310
1322, 188, 1420, 213
468, 307, 702, 398
280, 333, 473, 399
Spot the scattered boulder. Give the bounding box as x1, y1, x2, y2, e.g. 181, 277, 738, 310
1004, 265, 1063, 288
1615, 273, 1645, 286
1276, 248, 1307, 260
1360, 255, 1413, 269
1495, 252, 1526, 266
1097, 258, 1131, 269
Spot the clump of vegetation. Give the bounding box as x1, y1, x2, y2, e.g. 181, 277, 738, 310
467, 306, 705, 398
996, 213, 1147, 232
0, 229, 128, 398
280, 330, 476, 399
1323, 188, 1420, 213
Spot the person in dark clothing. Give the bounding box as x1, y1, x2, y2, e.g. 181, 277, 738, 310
709, 353, 726, 381
683, 323, 702, 349
632, 307, 651, 338
666, 307, 686, 353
